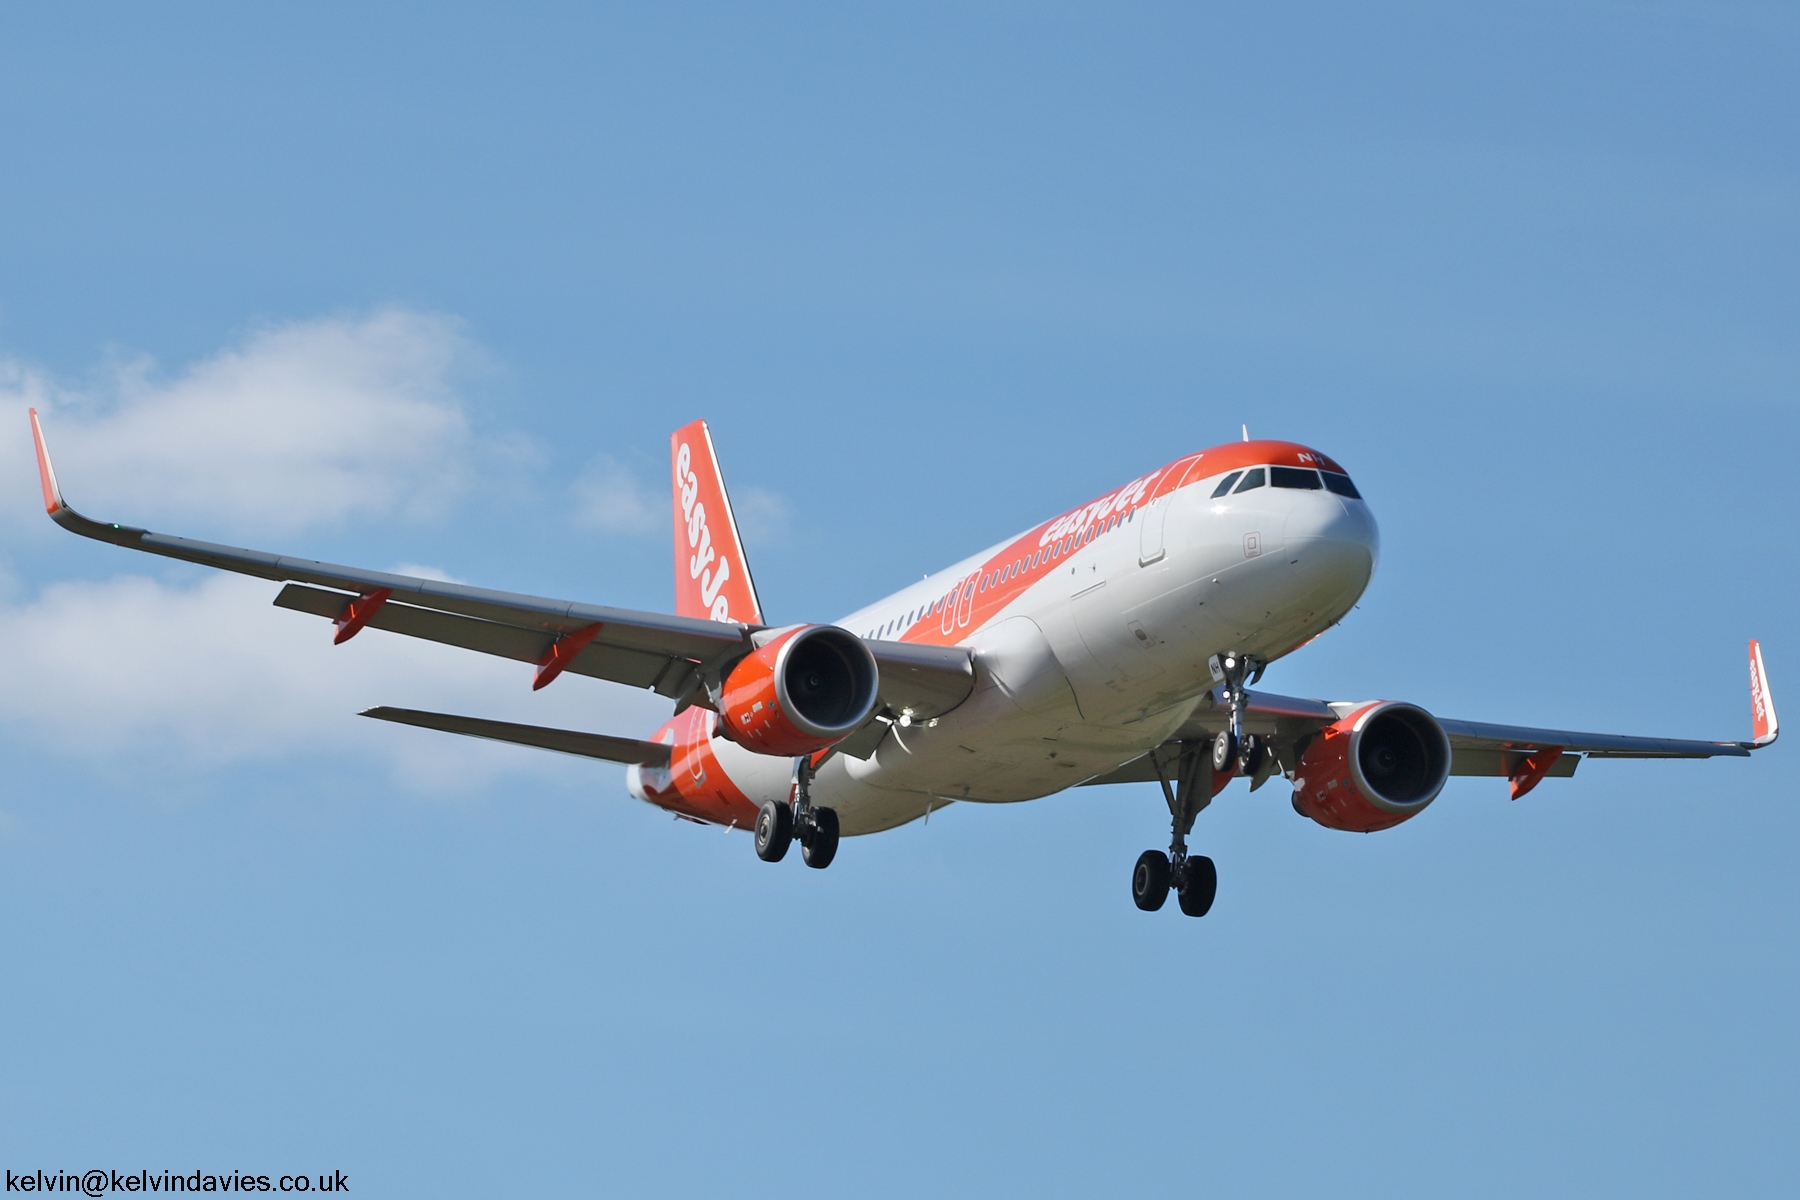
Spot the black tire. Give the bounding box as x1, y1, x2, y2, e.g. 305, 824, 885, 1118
1212, 730, 1239, 773
1177, 855, 1217, 917
1132, 850, 1170, 911
1239, 735, 1266, 777
755, 800, 793, 862
802, 807, 840, 869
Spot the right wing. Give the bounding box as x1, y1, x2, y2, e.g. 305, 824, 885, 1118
31, 409, 748, 699
29, 409, 974, 717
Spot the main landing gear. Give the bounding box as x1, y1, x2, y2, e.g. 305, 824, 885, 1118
755, 756, 840, 869
1130, 654, 1260, 918
1133, 740, 1218, 917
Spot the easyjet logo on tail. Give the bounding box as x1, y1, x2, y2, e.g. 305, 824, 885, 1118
670, 420, 764, 626
1750, 639, 1779, 746
677, 441, 732, 615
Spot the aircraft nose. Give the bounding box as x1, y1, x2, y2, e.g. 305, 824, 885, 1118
1283, 491, 1379, 596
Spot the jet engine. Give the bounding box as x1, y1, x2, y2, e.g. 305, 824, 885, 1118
1291, 702, 1451, 832
718, 625, 880, 757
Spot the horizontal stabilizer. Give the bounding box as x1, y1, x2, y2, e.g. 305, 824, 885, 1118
359, 706, 672, 767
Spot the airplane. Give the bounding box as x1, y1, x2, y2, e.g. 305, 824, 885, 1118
26, 410, 1778, 917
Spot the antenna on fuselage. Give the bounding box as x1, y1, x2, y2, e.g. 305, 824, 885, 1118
1242, 424, 1249, 442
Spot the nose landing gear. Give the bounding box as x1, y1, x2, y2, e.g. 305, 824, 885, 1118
1132, 739, 1219, 917
754, 756, 840, 869
1206, 652, 1263, 777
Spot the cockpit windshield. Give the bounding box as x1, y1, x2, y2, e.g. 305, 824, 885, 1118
1209, 460, 1360, 496
1270, 466, 1322, 490
1212, 463, 1362, 500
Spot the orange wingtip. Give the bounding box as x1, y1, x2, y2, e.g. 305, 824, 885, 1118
1750, 640, 1778, 747
27, 408, 65, 516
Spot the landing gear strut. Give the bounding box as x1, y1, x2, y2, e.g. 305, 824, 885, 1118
755, 756, 840, 869
1131, 739, 1219, 917
1207, 652, 1264, 777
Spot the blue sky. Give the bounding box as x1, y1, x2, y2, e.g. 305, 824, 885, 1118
1, 3, 1795, 1195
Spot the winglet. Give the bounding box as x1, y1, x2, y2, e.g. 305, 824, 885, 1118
25, 409, 145, 546
28, 408, 66, 516
1750, 639, 1778, 748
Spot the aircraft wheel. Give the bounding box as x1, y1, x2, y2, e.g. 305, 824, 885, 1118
755, 800, 793, 862
1212, 730, 1239, 773
802, 807, 840, 869
1239, 735, 1266, 777
1177, 856, 1217, 918
1132, 850, 1170, 911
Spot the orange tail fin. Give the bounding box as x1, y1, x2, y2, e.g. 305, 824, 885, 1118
1750, 639, 1779, 747
669, 420, 764, 625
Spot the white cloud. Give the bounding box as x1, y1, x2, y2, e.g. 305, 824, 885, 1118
0, 572, 672, 792
390, 562, 464, 583
0, 310, 684, 790
570, 453, 659, 534
2, 309, 480, 537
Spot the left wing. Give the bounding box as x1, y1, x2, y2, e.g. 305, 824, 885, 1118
1086, 642, 1775, 795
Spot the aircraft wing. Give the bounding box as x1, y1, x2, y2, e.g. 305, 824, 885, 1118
1086, 647, 1774, 789
28, 410, 973, 715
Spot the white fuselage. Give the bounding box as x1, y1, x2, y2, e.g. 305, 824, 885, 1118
631, 457, 1379, 835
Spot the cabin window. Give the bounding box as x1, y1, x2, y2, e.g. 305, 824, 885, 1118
1321, 471, 1361, 499
1233, 468, 1266, 494
1211, 471, 1243, 498
1271, 466, 1322, 490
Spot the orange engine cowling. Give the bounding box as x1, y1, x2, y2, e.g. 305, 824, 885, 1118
1292, 702, 1452, 832
718, 625, 880, 757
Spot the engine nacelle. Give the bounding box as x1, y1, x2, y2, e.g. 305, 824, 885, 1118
1291, 701, 1451, 832
718, 625, 880, 757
